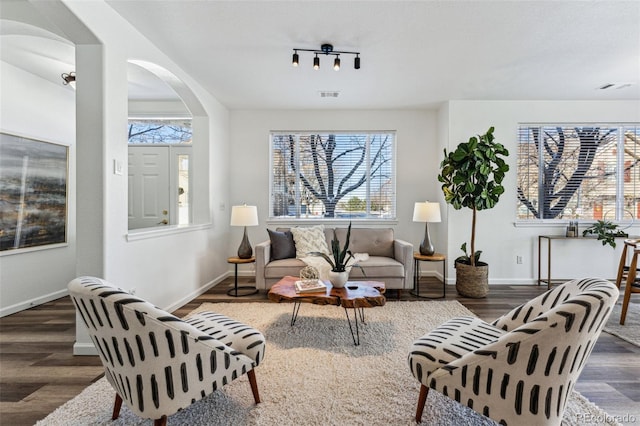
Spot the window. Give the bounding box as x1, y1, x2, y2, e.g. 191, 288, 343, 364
127, 118, 193, 229
517, 124, 640, 221
270, 132, 395, 220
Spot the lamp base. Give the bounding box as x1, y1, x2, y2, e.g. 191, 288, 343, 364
237, 226, 253, 259
419, 222, 435, 256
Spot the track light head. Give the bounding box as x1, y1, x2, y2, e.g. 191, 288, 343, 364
333, 56, 340, 71
354, 55, 360, 70
61, 71, 76, 87
313, 55, 320, 70
292, 51, 299, 67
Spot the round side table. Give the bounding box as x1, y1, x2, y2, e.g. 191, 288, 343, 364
411, 252, 446, 299
227, 256, 259, 297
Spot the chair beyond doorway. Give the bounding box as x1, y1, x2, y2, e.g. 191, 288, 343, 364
616, 240, 640, 325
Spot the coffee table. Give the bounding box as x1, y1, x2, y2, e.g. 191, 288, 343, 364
268, 276, 386, 346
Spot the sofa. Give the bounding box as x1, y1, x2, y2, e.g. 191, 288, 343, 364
255, 225, 413, 290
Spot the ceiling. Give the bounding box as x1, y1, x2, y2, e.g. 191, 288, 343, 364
3, 1, 640, 110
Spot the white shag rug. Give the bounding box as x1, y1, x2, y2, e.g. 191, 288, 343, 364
37, 301, 619, 426
603, 301, 640, 347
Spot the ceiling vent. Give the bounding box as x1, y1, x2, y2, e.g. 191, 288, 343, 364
319, 91, 340, 98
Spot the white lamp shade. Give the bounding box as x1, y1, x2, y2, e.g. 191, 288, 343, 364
230, 205, 259, 226
413, 201, 441, 223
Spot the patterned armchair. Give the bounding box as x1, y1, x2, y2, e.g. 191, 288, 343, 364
408, 278, 618, 425
68, 276, 265, 426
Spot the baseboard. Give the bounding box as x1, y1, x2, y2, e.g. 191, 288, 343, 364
73, 342, 98, 356
0, 288, 69, 318
444, 277, 539, 285
163, 271, 230, 313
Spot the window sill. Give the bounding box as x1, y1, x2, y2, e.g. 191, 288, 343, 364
126, 223, 211, 242
514, 220, 636, 228
266, 218, 398, 227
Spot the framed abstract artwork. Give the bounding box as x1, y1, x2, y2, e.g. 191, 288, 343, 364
0, 132, 69, 253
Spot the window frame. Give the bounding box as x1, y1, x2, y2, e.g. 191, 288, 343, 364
268, 131, 397, 222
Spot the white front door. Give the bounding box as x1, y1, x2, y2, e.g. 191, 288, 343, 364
128, 146, 170, 229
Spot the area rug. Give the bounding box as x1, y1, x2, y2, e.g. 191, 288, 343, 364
37, 301, 618, 426
603, 301, 640, 347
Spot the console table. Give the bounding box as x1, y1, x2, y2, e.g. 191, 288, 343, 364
537, 234, 631, 289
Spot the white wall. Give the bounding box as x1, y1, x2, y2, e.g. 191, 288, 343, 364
61, 0, 231, 310
228, 109, 444, 276
444, 100, 640, 284
0, 61, 77, 315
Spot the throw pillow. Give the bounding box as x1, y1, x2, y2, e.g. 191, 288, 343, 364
267, 229, 296, 260
290, 225, 330, 258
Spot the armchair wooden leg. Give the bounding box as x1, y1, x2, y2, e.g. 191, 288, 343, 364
621, 250, 638, 325
112, 394, 123, 420
615, 243, 629, 289
620, 278, 634, 325
154, 415, 167, 426
415, 384, 429, 423
247, 369, 261, 404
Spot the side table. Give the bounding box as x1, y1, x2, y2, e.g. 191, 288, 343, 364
227, 256, 259, 297
411, 252, 446, 299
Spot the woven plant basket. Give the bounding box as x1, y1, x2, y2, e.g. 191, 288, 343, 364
455, 261, 489, 298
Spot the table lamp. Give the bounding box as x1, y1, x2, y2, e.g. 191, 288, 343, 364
413, 201, 441, 256
230, 204, 259, 259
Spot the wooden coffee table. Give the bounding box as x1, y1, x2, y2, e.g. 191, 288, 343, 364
268, 276, 386, 346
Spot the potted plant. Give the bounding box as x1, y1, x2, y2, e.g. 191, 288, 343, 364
582, 220, 628, 248
438, 126, 510, 298
309, 222, 360, 288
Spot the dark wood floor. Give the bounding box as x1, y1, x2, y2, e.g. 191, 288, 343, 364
1, 277, 638, 425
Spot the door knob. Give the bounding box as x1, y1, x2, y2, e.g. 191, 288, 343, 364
158, 219, 168, 225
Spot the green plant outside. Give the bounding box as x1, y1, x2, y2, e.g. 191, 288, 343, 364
438, 127, 510, 266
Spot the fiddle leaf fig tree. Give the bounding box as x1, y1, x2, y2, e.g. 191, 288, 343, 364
438, 127, 510, 266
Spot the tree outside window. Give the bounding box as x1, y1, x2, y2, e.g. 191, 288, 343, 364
517, 125, 640, 221
270, 132, 395, 219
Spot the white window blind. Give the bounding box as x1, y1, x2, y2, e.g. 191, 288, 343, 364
270, 132, 395, 219
517, 125, 640, 221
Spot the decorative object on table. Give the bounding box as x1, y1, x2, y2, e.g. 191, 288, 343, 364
566, 220, 579, 237
437, 126, 509, 298
412, 201, 441, 256
582, 219, 628, 248
294, 279, 327, 293
296, 266, 325, 293
309, 222, 362, 288
299, 265, 319, 281
230, 204, 259, 259
408, 277, 618, 425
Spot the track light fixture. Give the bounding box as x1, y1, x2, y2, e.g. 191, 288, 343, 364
61, 71, 76, 87
292, 44, 360, 71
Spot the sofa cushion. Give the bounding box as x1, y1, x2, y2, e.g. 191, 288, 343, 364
267, 229, 296, 260
333, 228, 395, 257
349, 255, 404, 278
291, 225, 330, 258
264, 258, 307, 279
